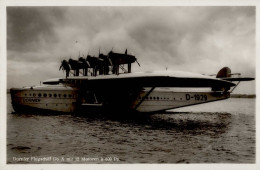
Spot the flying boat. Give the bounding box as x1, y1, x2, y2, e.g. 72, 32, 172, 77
10, 49, 254, 114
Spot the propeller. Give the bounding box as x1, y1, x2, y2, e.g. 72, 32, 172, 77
59, 60, 63, 71
86, 60, 91, 67
127, 49, 140, 67
59, 60, 67, 74
135, 59, 141, 67
108, 57, 113, 66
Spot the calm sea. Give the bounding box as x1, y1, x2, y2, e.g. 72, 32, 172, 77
6, 94, 255, 163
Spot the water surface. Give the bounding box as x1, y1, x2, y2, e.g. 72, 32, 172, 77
7, 94, 255, 163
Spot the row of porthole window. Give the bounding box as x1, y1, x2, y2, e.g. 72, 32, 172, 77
24, 93, 74, 98
139, 96, 170, 100
139, 96, 183, 100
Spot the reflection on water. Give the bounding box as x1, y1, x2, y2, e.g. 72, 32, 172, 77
73, 111, 231, 136
7, 95, 255, 163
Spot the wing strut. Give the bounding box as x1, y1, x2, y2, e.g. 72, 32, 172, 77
230, 81, 240, 93
134, 87, 155, 110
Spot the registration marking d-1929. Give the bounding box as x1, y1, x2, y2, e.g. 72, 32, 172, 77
185, 94, 207, 101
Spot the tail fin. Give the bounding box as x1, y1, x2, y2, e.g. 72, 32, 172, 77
216, 67, 231, 78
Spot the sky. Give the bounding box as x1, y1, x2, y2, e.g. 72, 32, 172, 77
7, 6, 256, 94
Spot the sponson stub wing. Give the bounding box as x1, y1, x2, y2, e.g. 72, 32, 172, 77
59, 71, 235, 90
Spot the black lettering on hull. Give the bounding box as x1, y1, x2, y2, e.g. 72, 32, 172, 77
186, 94, 190, 100
23, 98, 41, 103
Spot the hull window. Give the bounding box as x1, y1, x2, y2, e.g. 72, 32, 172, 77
38, 93, 42, 97
54, 94, 57, 97
49, 94, 52, 97
64, 94, 67, 98
43, 93, 47, 97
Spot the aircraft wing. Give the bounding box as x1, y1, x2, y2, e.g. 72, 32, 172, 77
221, 77, 255, 81
60, 71, 235, 89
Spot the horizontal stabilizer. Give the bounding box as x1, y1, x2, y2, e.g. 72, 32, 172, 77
221, 77, 255, 82
216, 67, 254, 82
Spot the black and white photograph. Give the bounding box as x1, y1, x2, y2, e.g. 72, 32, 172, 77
1, 1, 259, 170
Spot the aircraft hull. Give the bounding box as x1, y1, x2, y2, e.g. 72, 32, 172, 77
10, 86, 230, 114
10, 86, 78, 113
134, 89, 230, 112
